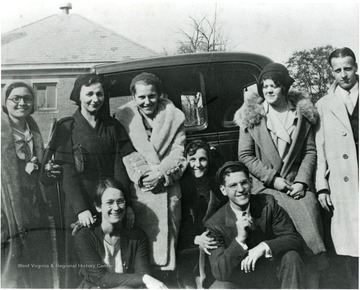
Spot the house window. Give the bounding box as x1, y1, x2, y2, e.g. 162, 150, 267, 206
34, 83, 57, 110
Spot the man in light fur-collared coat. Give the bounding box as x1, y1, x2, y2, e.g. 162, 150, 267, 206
115, 73, 186, 275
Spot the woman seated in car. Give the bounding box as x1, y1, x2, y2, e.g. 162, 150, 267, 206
74, 178, 166, 289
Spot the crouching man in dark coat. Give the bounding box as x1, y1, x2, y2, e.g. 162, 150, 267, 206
205, 161, 305, 289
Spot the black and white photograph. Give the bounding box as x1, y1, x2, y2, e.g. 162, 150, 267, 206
1, 0, 359, 288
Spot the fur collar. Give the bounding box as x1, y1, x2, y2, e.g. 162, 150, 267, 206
234, 90, 318, 129
116, 98, 185, 164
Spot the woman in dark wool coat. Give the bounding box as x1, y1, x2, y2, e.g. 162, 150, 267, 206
1, 82, 60, 288
234, 63, 328, 288
49, 74, 146, 288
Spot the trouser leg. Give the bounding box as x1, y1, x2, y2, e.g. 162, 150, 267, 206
343, 256, 359, 289
277, 250, 305, 289
210, 280, 239, 289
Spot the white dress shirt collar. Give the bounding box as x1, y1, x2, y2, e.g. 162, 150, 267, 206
336, 81, 359, 107
230, 203, 250, 220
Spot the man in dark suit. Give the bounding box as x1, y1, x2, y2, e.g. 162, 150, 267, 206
205, 161, 305, 289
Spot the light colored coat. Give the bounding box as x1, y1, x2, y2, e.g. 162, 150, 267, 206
116, 98, 186, 270
234, 91, 318, 192
315, 81, 359, 257
234, 91, 327, 259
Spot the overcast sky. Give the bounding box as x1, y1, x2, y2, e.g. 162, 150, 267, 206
1, 0, 359, 63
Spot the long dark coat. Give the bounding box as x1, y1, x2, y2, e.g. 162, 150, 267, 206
51, 109, 139, 287
1, 112, 53, 288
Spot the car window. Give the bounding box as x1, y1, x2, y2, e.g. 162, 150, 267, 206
109, 95, 132, 117
105, 61, 262, 131
208, 63, 259, 128
180, 72, 207, 132
107, 67, 208, 132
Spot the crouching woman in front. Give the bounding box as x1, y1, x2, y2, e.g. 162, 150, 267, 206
74, 178, 167, 289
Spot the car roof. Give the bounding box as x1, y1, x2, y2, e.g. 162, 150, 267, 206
92, 52, 273, 74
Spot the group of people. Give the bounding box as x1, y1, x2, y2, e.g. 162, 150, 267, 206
1, 46, 358, 289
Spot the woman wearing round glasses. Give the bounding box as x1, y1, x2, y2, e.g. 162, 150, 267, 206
74, 178, 167, 289
1, 82, 61, 288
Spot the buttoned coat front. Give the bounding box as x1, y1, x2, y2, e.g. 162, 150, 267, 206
315, 81, 359, 257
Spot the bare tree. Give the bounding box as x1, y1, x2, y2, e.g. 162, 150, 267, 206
286, 45, 335, 103
176, 5, 227, 54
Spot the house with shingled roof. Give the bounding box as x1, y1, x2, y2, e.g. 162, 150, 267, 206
1, 3, 158, 137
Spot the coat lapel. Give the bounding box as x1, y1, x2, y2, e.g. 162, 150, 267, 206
224, 203, 238, 241
73, 110, 100, 138
280, 115, 309, 178
27, 116, 44, 162
94, 226, 106, 258
150, 99, 185, 158
116, 102, 161, 165
248, 119, 283, 172
328, 92, 352, 133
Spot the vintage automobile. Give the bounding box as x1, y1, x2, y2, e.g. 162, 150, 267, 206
92, 52, 273, 162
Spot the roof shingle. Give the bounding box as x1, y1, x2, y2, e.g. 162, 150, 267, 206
2, 13, 158, 65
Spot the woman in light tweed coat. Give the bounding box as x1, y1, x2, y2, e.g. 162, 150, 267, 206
235, 63, 327, 288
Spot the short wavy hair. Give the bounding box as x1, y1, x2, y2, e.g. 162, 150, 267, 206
94, 178, 124, 208
328, 47, 357, 67
3, 81, 35, 115
129, 72, 163, 96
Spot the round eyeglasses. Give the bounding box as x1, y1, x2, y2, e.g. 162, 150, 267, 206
103, 199, 126, 208
7, 95, 34, 104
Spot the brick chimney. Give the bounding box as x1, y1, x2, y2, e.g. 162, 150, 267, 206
60, 3, 72, 14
